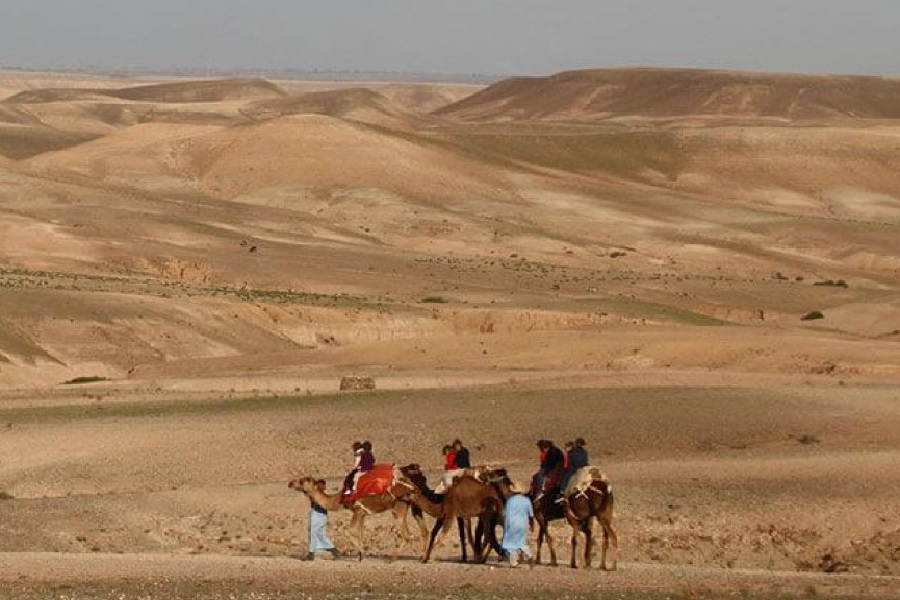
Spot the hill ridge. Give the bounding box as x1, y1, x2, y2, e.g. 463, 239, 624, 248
436, 67, 900, 122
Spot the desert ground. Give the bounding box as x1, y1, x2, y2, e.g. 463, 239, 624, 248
1, 68, 899, 599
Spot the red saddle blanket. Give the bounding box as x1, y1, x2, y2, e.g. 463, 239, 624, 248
341, 463, 395, 504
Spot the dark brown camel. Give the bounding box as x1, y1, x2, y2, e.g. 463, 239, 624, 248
288, 475, 427, 561
399, 464, 502, 563
482, 468, 564, 566
406, 473, 502, 564
562, 478, 618, 570
485, 468, 618, 570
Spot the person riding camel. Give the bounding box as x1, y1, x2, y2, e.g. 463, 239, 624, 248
360, 441, 375, 471
443, 445, 458, 471
341, 440, 376, 498
533, 439, 565, 498
341, 441, 365, 497
560, 437, 589, 492
436, 443, 462, 494
452, 439, 471, 469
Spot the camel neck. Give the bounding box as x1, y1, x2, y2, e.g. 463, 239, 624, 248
308, 487, 342, 511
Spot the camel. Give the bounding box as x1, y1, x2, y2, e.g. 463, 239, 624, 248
288, 475, 427, 561
483, 468, 616, 569
561, 477, 618, 570
406, 473, 503, 564
482, 468, 564, 566
398, 464, 501, 563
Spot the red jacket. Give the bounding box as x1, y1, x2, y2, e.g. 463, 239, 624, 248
444, 451, 459, 471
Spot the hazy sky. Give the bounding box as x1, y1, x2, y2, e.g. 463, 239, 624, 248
2, 0, 898, 76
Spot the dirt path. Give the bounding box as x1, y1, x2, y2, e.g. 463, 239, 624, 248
1, 552, 898, 600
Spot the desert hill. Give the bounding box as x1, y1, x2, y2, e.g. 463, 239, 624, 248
239, 88, 421, 128
5, 78, 286, 105
1, 71, 900, 593
437, 68, 900, 122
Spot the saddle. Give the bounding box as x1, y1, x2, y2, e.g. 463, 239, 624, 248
341, 463, 396, 504
563, 466, 608, 498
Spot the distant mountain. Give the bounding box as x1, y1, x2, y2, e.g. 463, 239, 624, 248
435, 68, 900, 122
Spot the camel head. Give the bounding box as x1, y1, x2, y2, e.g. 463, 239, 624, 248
287, 476, 317, 493
399, 463, 429, 492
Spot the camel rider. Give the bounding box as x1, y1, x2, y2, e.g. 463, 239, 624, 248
534, 439, 565, 497
437, 444, 461, 494
341, 441, 364, 496
443, 445, 458, 471
360, 441, 375, 471
560, 438, 589, 492
452, 439, 471, 469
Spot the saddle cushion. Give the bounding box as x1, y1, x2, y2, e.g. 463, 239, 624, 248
342, 463, 396, 504
564, 466, 607, 497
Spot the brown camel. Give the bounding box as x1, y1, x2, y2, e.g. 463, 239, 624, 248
562, 478, 618, 570
288, 475, 427, 561
406, 473, 502, 564
482, 468, 564, 566
483, 468, 616, 569
399, 464, 501, 563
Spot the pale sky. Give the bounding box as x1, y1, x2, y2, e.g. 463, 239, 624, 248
2, 0, 898, 76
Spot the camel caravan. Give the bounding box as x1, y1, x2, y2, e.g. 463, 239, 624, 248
288, 438, 618, 570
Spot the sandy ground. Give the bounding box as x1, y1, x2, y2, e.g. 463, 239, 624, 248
1, 70, 900, 599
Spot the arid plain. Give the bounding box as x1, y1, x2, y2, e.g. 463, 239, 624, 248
1, 68, 899, 600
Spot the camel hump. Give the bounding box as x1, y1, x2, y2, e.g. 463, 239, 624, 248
564, 466, 608, 497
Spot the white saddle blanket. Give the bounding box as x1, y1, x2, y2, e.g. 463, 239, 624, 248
564, 466, 607, 497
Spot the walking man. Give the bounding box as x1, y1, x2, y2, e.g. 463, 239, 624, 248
305, 479, 340, 560
501, 480, 534, 567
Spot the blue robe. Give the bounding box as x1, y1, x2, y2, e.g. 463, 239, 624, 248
308, 506, 335, 552
501, 494, 533, 551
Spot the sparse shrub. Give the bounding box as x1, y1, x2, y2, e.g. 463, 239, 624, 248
62, 376, 108, 385
796, 433, 821, 445
420, 296, 447, 304
813, 279, 849, 288
610, 251, 627, 259
801, 311, 824, 321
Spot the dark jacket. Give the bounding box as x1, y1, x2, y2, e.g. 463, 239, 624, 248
568, 446, 589, 470
455, 447, 471, 469
359, 450, 376, 471
541, 445, 565, 474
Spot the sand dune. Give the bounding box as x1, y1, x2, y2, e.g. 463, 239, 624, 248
437, 68, 900, 122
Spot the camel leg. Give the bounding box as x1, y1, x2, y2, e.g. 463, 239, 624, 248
545, 522, 558, 567
599, 515, 618, 571
422, 517, 444, 563
424, 514, 455, 563
569, 523, 579, 569
389, 503, 410, 562
464, 518, 476, 560
457, 516, 468, 563
583, 521, 593, 569
474, 518, 484, 561
535, 520, 545, 564
411, 507, 429, 556
344, 510, 366, 562
479, 509, 500, 564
